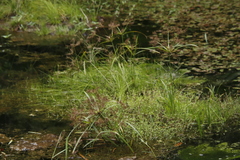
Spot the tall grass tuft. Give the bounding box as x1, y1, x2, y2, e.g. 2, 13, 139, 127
29, 60, 240, 158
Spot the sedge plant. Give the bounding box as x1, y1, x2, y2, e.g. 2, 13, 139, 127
28, 60, 240, 159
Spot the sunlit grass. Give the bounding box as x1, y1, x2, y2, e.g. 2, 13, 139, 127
0, 0, 92, 35
25, 56, 240, 159
29, 61, 239, 142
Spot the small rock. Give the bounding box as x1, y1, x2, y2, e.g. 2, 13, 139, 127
118, 155, 137, 160
10, 133, 57, 151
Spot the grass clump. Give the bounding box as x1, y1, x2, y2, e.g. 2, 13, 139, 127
29, 59, 240, 158
0, 0, 95, 35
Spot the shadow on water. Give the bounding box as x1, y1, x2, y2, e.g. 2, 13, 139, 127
0, 30, 74, 159
0, 30, 160, 160
0, 86, 71, 134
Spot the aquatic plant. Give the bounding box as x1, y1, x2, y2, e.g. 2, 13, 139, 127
27, 56, 240, 159
149, 33, 197, 54
178, 143, 240, 160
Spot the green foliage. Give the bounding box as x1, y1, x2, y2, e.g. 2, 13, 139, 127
178, 143, 240, 160
0, 0, 93, 34
29, 0, 62, 24
27, 44, 240, 158
29, 60, 240, 149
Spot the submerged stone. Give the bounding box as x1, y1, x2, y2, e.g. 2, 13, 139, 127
118, 155, 137, 160
10, 133, 57, 151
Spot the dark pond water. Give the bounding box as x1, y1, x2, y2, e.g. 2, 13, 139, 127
0, 30, 73, 159
0, 30, 163, 160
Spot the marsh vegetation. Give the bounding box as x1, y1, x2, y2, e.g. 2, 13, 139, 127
0, 0, 240, 159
